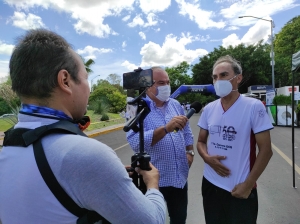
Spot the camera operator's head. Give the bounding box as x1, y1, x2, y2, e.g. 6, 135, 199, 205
9, 29, 90, 120
147, 66, 170, 107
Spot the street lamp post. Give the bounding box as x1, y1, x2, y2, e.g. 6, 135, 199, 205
238, 16, 275, 89
91, 75, 101, 92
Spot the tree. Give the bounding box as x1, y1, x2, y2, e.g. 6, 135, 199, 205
274, 16, 300, 86
89, 80, 126, 113
192, 42, 272, 93
80, 57, 95, 74
165, 62, 193, 91
0, 97, 11, 115
107, 73, 121, 85
0, 83, 20, 114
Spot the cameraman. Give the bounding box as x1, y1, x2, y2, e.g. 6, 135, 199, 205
0, 29, 166, 224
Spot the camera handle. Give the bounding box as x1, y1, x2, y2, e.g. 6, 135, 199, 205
124, 88, 151, 194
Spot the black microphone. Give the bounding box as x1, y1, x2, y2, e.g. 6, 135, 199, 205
174, 102, 202, 132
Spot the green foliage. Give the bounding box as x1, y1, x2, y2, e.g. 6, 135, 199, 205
106, 91, 127, 113
80, 57, 95, 74
0, 83, 21, 119
274, 16, 300, 86
0, 97, 11, 115
88, 100, 109, 115
165, 62, 193, 93
192, 42, 272, 93
100, 113, 109, 121
107, 73, 121, 85
177, 93, 217, 106
272, 94, 291, 105
296, 103, 300, 114
89, 79, 126, 114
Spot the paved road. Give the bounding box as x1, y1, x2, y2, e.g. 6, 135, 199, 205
94, 113, 300, 224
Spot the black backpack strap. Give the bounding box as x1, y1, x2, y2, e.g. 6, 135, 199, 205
33, 139, 90, 217
4, 120, 110, 224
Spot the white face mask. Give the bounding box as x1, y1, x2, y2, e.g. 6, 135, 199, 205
214, 76, 237, 98
155, 85, 171, 102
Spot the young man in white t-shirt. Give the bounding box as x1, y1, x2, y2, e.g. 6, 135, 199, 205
197, 55, 273, 224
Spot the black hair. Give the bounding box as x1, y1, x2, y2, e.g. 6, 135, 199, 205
9, 29, 79, 98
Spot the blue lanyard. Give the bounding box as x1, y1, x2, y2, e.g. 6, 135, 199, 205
20, 104, 73, 121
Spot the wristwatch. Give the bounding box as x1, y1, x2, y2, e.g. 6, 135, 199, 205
186, 150, 195, 156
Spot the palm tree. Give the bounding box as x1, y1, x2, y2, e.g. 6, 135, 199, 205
80, 56, 95, 75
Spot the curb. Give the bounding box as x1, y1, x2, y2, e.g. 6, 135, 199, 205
86, 126, 124, 138
0, 125, 124, 147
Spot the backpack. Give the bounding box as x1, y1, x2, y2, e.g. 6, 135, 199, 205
3, 120, 110, 224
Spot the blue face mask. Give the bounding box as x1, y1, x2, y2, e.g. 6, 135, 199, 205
156, 85, 171, 102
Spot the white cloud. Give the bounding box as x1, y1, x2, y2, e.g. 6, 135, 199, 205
221, 0, 300, 27
4, 0, 135, 38
121, 60, 139, 72
122, 41, 127, 48
128, 14, 144, 27
226, 26, 239, 31
138, 0, 171, 14
195, 35, 210, 42
175, 0, 226, 29
77, 46, 112, 60
222, 19, 271, 48
0, 41, 14, 55
144, 13, 159, 27
122, 15, 131, 21
138, 33, 208, 67
127, 13, 159, 27
240, 19, 271, 45
222, 33, 241, 48
8, 11, 46, 30
139, 32, 146, 40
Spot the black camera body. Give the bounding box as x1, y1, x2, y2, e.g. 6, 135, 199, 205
123, 68, 153, 90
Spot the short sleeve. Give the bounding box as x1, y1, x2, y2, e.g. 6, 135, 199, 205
251, 101, 273, 134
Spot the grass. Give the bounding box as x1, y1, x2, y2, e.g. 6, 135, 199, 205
0, 120, 13, 132
84, 111, 125, 132
0, 110, 125, 132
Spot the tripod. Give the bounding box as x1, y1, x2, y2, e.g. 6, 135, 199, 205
123, 88, 151, 194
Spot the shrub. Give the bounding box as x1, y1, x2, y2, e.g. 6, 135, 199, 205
101, 113, 109, 121
272, 94, 291, 105
89, 100, 109, 115
296, 103, 300, 114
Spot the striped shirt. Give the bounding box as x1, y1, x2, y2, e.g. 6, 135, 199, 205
126, 96, 194, 188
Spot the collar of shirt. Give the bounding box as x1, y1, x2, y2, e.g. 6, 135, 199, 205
145, 95, 170, 109
20, 104, 73, 121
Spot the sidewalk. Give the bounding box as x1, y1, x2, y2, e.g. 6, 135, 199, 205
0, 123, 125, 148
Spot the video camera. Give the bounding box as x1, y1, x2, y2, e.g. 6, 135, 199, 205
122, 68, 154, 194
123, 68, 153, 91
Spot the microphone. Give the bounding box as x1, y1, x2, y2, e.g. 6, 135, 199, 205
174, 101, 202, 132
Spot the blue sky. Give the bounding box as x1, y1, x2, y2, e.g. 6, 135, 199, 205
0, 0, 299, 86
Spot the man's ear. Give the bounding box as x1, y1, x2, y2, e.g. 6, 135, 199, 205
237, 74, 243, 84
57, 69, 72, 94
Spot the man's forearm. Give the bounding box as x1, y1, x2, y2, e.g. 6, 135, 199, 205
244, 148, 273, 188
151, 126, 167, 146
197, 142, 209, 162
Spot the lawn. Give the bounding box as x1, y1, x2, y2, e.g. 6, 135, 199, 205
0, 111, 125, 132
